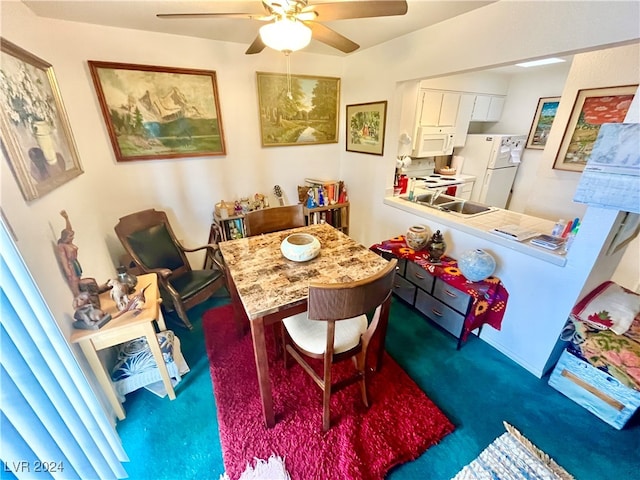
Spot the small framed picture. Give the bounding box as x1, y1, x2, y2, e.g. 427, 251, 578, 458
525, 96, 560, 149
0, 38, 83, 201
553, 85, 637, 172
346, 101, 387, 156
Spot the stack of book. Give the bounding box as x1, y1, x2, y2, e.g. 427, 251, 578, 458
303, 178, 346, 206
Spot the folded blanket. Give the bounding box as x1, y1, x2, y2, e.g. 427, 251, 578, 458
571, 281, 640, 335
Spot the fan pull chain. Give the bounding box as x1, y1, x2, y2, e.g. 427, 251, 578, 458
285, 51, 293, 99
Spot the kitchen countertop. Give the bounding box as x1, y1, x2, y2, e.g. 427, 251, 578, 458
384, 193, 567, 266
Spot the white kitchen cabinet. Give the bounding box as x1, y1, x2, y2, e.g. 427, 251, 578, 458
471, 94, 505, 122
418, 89, 461, 127
453, 93, 475, 147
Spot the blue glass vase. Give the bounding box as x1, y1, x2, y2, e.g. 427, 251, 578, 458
459, 249, 496, 282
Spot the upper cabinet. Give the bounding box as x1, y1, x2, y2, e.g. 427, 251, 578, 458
470, 94, 506, 122
418, 90, 461, 127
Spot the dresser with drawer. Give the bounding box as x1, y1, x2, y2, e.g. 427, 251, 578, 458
384, 253, 475, 347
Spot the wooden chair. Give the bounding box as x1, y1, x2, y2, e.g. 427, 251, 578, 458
114, 209, 228, 330
243, 204, 305, 236
282, 259, 397, 431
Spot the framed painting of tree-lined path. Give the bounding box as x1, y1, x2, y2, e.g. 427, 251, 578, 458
257, 72, 339, 147
88, 61, 226, 162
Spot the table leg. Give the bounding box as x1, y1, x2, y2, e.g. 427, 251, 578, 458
144, 323, 176, 400
78, 340, 126, 420
250, 317, 274, 428
156, 307, 167, 332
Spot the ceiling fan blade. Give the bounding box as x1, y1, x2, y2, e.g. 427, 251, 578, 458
306, 22, 359, 53
245, 34, 267, 55
310, 1, 408, 21
157, 12, 271, 21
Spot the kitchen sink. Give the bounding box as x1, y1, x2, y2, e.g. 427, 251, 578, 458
414, 193, 457, 206
439, 200, 497, 217
400, 194, 497, 218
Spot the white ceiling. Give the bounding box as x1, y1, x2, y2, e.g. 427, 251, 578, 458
22, 0, 495, 56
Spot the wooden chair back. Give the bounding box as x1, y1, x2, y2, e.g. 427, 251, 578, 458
243, 204, 305, 236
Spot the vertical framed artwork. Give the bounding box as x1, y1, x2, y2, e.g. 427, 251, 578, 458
525, 96, 560, 149
256, 72, 340, 147
88, 61, 226, 162
0, 38, 83, 201
346, 101, 388, 156
553, 85, 637, 172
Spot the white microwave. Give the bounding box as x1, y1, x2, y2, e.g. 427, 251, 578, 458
412, 126, 456, 157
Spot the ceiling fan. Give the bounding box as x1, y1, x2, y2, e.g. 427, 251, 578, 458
157, 0, 408, 55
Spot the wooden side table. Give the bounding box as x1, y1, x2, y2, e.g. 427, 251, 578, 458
70, 273, 175, 420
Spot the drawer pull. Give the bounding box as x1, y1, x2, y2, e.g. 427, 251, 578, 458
413, 272, 426, 280
431, 308, 443, 317
444, 289, 458, 298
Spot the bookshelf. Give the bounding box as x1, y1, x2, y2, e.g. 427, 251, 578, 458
303, 202, 350, 236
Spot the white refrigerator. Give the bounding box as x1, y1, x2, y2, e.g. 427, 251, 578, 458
456, 134, 526, 208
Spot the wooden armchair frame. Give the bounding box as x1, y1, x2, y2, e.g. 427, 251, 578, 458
114, 209, 227, 330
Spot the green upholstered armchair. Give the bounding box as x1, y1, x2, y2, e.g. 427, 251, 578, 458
114, 209, 227, 329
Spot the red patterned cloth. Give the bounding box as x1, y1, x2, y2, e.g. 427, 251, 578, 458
371, 235, 509, 341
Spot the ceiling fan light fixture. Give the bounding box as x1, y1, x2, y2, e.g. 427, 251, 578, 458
259, 17, 312, 53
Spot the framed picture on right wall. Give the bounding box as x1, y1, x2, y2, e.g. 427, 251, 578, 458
553, 84, 637, 172
526, 96, 560, 149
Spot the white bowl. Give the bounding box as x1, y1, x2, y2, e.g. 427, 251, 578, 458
281, 233, 321, 262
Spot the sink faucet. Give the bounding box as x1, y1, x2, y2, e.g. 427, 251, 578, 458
429, 188, 443, 205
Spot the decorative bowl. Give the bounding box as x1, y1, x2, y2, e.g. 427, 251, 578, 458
458, 249, 496, 282
281, 234, 321, 262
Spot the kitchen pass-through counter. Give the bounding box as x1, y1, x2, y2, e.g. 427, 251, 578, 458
384, 191, 566, 266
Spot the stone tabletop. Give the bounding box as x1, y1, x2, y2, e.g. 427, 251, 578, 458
219, 223, 390, 320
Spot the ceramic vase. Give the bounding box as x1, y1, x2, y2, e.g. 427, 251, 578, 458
33, 121, 57, 164
406, 225, 429, 250
459, 249, 496, 282
426, 230, 446, 263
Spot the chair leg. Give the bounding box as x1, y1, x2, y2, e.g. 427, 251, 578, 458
356, 352, 369, 408
174, 303, 193, 330
322, 355, 332, 432
281, 324, 289, 369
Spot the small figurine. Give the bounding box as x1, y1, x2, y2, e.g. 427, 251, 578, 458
57, 210, 82, 296
234, 200, 243, 216
317, 186, 325, 206
72, 292, 111, 330
338, 186, 348, 204
306, 188, 317, 208
111, 284, 151, 319
107, 278, 129, 311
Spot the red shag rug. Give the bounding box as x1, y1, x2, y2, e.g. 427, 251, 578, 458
203, 304, 455, 480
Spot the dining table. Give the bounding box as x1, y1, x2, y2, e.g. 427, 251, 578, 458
218, 222, 391, 428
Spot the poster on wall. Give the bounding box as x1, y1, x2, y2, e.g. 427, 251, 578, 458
553, 85, 637, 172
88, 61, 226, 162
0, 38, 84, 201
